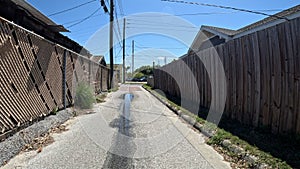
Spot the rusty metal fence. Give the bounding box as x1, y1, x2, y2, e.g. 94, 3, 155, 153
0, 17, 110, 136
153, 17, 300, 134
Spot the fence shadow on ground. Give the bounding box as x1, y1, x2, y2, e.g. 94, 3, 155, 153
161, 91, 300, 168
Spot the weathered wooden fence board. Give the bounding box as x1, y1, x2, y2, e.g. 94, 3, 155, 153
153, 17, 300, 134
0, 17, 111, 135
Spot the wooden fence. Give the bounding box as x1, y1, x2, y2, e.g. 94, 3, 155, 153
0, 17, 111, 135
153, 17, 300, 134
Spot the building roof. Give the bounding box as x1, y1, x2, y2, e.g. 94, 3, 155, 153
201, 26, 237, 36
237, 4, 300, 34
189, 4, 300, 54
200, 4, 300, 40
1, 0, 68, 32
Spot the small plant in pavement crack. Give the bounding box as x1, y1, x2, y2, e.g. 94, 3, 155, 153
96, 93, 107, 103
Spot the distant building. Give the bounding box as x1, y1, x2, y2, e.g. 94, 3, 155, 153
107, 64, 123, 83
90, 55, 107, 66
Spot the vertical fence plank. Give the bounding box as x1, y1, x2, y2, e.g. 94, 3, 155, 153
277, 23, 289, 133
269, 25, 281, 133
285, 22, 295, 132
290, 18, 300, 133
244, 35, 253, 125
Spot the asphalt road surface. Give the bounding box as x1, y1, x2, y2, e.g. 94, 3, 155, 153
2, 84, 231, 169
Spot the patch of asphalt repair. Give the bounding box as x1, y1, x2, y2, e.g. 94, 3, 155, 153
0, 109, 73, 166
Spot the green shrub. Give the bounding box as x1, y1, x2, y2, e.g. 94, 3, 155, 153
74, 82, 95, 109
134, 72, 145, 79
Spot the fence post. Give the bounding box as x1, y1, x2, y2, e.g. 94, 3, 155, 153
63, 50, 67, 109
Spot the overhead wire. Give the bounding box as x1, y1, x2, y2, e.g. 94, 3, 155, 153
67, 7, 101, 28
126, 26, 198, 32
127, 22, 197, 29
125, 9, 282, 18
113, 26, 123, 49
114, 0, 123, 42
135, 46, 187, 50
115, 47, 123, 59
134, 41, 187, 50
113, 2, 123, 50
174, 9, 282, 16
48, 0, 97, 17
161, 0, 289, 21
113, 0, 125, 61
117, 0, 125, 16
62, 14, 103, 25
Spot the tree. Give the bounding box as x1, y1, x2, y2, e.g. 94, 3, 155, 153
133, 65, 153, 77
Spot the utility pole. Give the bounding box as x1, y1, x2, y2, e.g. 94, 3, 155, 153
164, 56, 167, 65
122, 18, 126, 83
132, 40, 134, 75
109, 0, 114, 89
152, 61, 155, 70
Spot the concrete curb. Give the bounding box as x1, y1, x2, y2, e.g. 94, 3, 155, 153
0, 109, 73, 166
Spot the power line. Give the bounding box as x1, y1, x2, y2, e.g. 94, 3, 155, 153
113, 4, 123, 49
126, 26, 198, 32
135, 46, 187, 50
62, 14, 103, 25
48, 0, 97, 17
126, 9, 282, 18
161, 0, 289, 21
114, 0, 123, 42
66, 25, 102, 34
128, 12, 237, 18
117, 0, 125, 16
127, 22, 197, 29
67, 7, 101, 28
115, 47, 123, 59
127, 25, 197, 29
113, 26, 123, 49
134, 42, 187, 50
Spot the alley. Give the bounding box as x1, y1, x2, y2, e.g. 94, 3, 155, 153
1, 85, 230, 169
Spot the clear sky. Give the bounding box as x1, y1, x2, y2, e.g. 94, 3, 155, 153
26, 0, 299, 69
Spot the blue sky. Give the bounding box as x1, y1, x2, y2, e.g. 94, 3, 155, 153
27, 0, 299, 69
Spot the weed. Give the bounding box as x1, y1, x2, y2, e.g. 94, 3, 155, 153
142, 84, 153, 90
74, 82, 95, 109
96, 93, 107, 103
195, 117, 205, 124
108, 87, 119, 93
72, 111, 78, 117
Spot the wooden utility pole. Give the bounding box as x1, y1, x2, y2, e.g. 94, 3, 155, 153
153, 61, 155, 70
109, 0, 114, 89
132, 40, 134, 75
122, 18, 126, 83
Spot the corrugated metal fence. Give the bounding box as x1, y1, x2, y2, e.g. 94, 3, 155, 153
153, 17, 300, 134
0, 17, 110, 135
